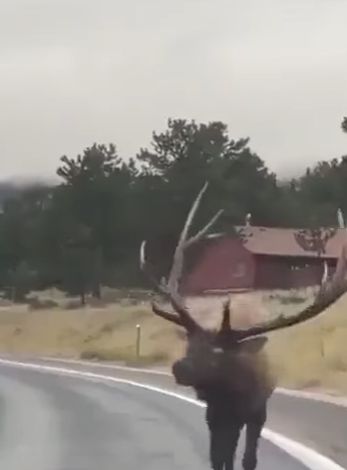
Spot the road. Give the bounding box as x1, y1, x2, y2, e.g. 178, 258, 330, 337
38, 357, 347, 468
0, 363, 312, 470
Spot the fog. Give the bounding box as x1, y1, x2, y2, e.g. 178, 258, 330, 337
1, 0, 347, 180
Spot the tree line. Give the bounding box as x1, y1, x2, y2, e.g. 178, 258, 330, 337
1, 118, 346, 303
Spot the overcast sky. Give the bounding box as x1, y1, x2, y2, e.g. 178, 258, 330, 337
1, 0, 347, 181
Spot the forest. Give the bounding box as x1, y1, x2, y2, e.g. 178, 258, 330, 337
0, 117, 346, 302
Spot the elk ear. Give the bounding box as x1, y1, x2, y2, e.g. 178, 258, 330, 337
238, 336, 268, 355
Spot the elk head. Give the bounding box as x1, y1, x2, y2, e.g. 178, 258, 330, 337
140, 183, 347, 389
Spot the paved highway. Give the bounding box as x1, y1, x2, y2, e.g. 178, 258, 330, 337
0, 363, 313, 470
37, 357, 346, 468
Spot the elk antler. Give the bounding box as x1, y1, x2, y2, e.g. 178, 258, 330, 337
140, 182, 223, 331
234, 244, 347, 339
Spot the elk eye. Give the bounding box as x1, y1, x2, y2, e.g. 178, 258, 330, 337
213, 347, 223, 354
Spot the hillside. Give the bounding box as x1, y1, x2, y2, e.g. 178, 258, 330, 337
0, 182, 21, 204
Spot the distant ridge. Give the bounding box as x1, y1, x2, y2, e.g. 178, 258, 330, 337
0, 178, 54, 203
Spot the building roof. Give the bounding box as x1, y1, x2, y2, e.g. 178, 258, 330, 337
208, 226, 347, 259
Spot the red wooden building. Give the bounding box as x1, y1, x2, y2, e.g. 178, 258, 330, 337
182, 226, 346, 294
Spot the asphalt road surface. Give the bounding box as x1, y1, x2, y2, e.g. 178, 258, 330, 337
41, 357, 346, 467
0, 364, 311, 470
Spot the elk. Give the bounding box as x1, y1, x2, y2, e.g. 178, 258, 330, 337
140, 183, 347, 470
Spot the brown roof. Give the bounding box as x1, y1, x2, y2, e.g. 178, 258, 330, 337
230, 226, 347, 259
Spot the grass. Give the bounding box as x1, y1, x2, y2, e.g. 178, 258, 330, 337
266, 294, 347, 393
0, 302, 183, 366
0, 286, 347, 394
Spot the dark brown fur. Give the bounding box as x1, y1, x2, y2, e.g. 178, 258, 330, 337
172, 327, 275, 470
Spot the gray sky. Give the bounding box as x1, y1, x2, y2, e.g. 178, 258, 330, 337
1, 0, 347, 181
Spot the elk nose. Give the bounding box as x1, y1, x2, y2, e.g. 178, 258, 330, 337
172, 359, 193, 386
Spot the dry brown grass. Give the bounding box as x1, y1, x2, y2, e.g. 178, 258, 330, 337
266, 293, 347, 393
0, 287, 347, 393
0, 303, 184, 365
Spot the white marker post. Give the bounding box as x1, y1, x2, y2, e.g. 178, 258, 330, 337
136, 324, 141, 361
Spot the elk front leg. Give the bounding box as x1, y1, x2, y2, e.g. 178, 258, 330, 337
242, 407, 266, 470
208, 425, 241, 470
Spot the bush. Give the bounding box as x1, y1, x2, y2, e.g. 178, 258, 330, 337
88, 297, 107, 308
279, 295, 306, 305
64, 299, 84, 310
27, 297, 58, 310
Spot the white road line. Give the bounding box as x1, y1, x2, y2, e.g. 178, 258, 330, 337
0, 358, 344, 470
40, 356, 172, 375
39, 356, 347, 407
